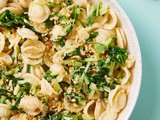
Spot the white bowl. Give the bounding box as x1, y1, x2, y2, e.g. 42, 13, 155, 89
92, 0, 142, 119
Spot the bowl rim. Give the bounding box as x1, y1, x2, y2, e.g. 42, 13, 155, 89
109, 0, 142, 119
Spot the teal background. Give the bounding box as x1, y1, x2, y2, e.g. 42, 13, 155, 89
117, 0, 160, 120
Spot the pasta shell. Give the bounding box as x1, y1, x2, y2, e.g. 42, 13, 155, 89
98, 111, 111, 120
31, 65, 45, 79
0, 33, 5, 52
95, 28, 116, 43
116, 28, 127, 49
0, 3, 24, 15
0, 104, 11, 118
21, 40, 45, 53
43, 49, 55, 67
50, 25, 65, 41
85, 23, 102, 32
94, 13, 108, 26
28, 1, 50, 23
8, 34, 21, 49
125, 55, 135, 69
19, 95, 43, 116
121, 82, 131, 95
108, 86, 127, 112
112, 89, 126, 112
20, 73, 41, 86
0, 0, 8, 10
0, 53, 13, 66
21, 54, 42, 65
32, 22, 49, 34
50, 63, 67, 82
121, 67, 131, 84
78, 26, 90, 43
83, 100, 96, 119
10, 114, 29, 120
18, 0, 32, 8
107, 105, 118, 120
64, 97, 84, 113
94, 100, 106, 120
41, 79, 58, 96
103, 9, 117, 30
17, 28, 38, 40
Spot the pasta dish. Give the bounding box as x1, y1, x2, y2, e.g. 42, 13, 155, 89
0, 0, 135, 120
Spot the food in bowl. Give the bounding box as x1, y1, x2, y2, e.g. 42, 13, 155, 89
0, 0, 135, 119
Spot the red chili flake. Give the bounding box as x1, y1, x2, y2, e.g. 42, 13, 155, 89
69, 65, 72, 68
77, 82, 81, 84
70, 82, 73, 86
80, 54, 85, 57
94, 71, 97, 74
105, 52, 109, 57
114, 40, 117, 45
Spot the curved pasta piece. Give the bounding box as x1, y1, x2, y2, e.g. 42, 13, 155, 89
78, 26, 89, 43
0, 3, 24, 15
17, 28, 38, 40
50, 63, 67, 82
50, 25, 65, 41
52, 50, 64, 64
83, 100, 95, 119
41, 79, 59, 96
19, 95, 43, 116
73, 0, 87, 6
122, 81, 131, 95
0, 33, 5, 52
22, 50, 44, 59
8, 33, 21, 49
94, 13, 108, 26
94, 100, 106, 120
116, 27, 127, 49
21, 54, 42, 65
98, 111, 111, 120
0, 104, 11, 118
108, 86, 127, 112
31, 65, 45, 79
125, 55, 135, 68
0, 53, 13, 66
18, 0, 32, 8
43, 49, 55, 67
85, 23, 102, 32
0, 0, 8, 10
103, 9, 117, 30
21, 40, 45, 53
20, 73, 41, 86
32, 22, 49, 34
28, 1, 50, 23
9, 114, 30, 120
95, 28, 116, 43
121, 67, 131, 84
64, 97, 84, 113
107, 105, 118, 120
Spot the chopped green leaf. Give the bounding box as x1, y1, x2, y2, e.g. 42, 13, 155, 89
94, 43, 106, 54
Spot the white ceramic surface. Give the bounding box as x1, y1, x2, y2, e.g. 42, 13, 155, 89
92, 0, 142, 120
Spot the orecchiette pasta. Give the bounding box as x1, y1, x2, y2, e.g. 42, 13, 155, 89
116, 27, 127, 49
108, 86, 127, 112
17, 28, 38, 40
0, 53, 13, 66
0, 0, 135, 119
19, 73, 41, 86
28, 1, 50, 23
41, 78, 58, 96
0, 0, 8, 10
0, 3, 24, 15
103, 9, 117, 30
19, 95, 43, 116
0, 33, 5, 52
0, 104, 11, 118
